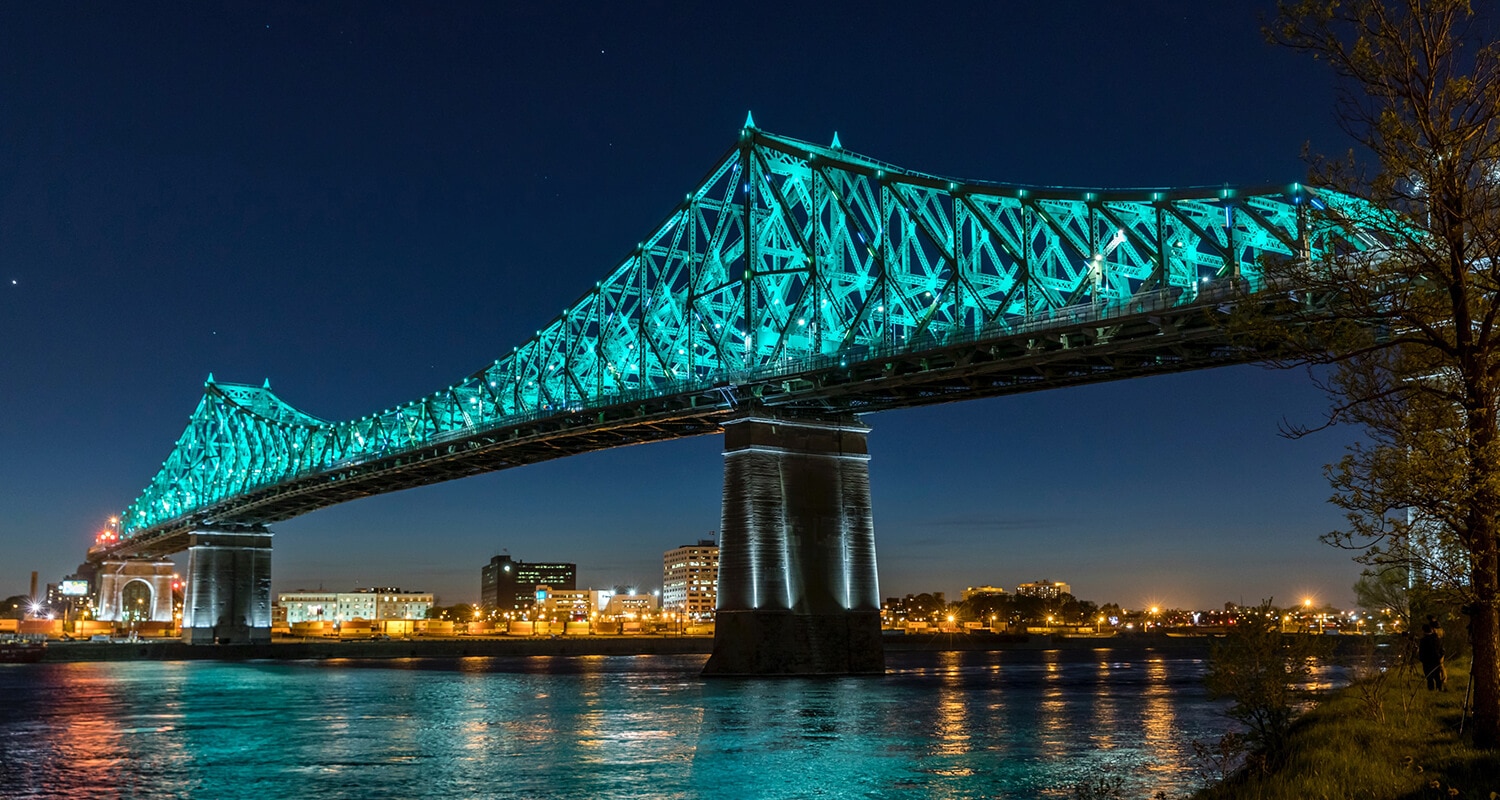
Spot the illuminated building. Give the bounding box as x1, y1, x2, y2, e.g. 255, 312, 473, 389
367, 588, 430, 619
95, 559, 176, 623
481, 554, 577, 610
961, 585, 1007, 601
533, 586, 591, 620
280, 592, 336, 623
662, 539, 719, 620
277, 588, 433, 623
610, 592, 659, 616
591, 588, 660, 617
1016, 580, 1071, 599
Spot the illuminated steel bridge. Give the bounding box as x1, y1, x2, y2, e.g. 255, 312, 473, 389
93, 121, 1379, 667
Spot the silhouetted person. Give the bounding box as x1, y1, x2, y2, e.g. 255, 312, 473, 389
1419, 622, 1446, 691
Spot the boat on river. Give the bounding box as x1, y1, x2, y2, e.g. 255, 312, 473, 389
0, 638, 46, 663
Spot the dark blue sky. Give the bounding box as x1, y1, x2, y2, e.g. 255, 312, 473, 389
1, 3, 1362, 609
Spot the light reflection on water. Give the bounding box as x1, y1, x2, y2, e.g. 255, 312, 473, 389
2, 650, 1234, 799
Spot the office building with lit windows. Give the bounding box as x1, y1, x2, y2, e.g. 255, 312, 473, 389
481, 554, 577, 610
1016, 579, 1071, 599
662, 539, 719, 620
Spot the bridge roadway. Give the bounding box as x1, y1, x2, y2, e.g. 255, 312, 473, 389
93, 283, 1248, 562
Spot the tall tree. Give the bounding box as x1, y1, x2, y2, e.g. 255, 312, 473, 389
1, 595, 30, 621
1263, 0, 1500, 747
1352, 566, 1412, 631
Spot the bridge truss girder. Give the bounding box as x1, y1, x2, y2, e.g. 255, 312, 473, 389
103, 126, 1377, 557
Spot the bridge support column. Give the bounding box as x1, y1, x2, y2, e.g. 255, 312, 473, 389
703, 413, 883, 675
181, 526, 272, 645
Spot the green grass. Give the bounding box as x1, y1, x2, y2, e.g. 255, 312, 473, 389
1193, 657, 1500, 800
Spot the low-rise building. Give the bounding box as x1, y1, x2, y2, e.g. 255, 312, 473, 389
280, 592, 338, 623
962, 585, 1007, 601
370, 587, 432, 620
337, 593, 377, 621
590, 589, 659, 618
1016, 579, 1071, 599
278, 588, 433, 623
533, 586, 591, 621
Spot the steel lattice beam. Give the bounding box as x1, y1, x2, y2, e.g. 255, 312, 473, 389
100, 126, 1380, 559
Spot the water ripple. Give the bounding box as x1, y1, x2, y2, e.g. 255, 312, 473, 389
1, 651, 1235, 799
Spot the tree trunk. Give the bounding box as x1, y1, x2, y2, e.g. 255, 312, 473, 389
1466, 397, 1500, 749
1471, 532, 1500, 748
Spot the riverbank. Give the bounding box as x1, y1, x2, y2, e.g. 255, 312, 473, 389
1195, 656, 1500, 799
31, 631, 1227, 663
38, 635, 715, 662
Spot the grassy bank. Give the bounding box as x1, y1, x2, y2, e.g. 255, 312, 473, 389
1195, 657, 1500, 800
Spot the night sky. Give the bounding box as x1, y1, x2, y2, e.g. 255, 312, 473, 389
1, 3, 1363, 610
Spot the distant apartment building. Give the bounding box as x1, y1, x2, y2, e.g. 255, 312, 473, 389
1016, 579, 1071, 599
962, 585, 1008, 601
278, 588, 433, 623
662, 539, 719, 620
481, 554, 577, 610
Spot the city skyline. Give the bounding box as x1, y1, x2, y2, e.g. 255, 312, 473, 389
3, 2, 1362, 610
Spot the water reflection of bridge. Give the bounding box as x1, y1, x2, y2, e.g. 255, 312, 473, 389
90, 122, 1378, 672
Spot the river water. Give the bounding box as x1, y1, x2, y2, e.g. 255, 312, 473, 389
0, 649, 1235, 799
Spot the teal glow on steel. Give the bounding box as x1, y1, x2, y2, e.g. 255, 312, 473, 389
118, 126, 1378, 539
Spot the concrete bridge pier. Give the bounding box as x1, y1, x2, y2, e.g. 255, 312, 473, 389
181, 526, 273, 645
703, 413, 883, 675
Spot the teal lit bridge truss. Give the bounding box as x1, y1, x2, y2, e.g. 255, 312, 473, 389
101, 122, 1382, 557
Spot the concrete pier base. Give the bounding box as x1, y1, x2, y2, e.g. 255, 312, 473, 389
181, 527, 272, 645
703, 413, 883, 676
708, 610, 884, 675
